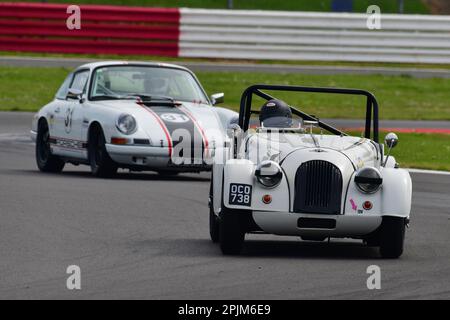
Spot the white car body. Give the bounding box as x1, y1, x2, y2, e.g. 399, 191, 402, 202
211, 84, 412, 258
31, 61, 237, 173
213, 133, 412, 236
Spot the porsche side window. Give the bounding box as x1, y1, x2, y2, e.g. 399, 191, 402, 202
69, 70, 89, 93
55, 73, 73, 100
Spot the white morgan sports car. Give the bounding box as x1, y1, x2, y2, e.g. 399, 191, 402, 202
210, 84, 412, 258
31, 61, 237, 177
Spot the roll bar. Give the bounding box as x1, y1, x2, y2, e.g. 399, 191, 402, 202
238, 84, 379, 143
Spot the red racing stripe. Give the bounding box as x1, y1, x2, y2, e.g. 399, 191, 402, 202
137, 103, 173, 157
177, 105, 209, 157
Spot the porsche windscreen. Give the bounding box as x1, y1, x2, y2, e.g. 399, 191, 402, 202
89, 66, 209, 104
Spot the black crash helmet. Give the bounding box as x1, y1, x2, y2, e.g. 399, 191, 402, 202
259, 99, 293, 128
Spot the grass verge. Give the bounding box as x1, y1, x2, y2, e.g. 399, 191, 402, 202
197, 71, 450, 120
1, 66, 450, 121
381, 132, 450, 172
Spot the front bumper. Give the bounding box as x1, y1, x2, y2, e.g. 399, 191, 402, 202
105, 144, 211, 170
252, 211, 382, 238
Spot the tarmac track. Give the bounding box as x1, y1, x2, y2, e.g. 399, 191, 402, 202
0, 113, 449, 300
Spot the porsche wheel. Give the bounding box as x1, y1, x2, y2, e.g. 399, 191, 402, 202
36, 120, 65, 173
209, 176, 220, 243
88, 126, 117, 178
379, 216, 406, 259
219, 206, 246, 255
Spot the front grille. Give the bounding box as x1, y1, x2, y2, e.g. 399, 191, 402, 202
294, 160, 342, 214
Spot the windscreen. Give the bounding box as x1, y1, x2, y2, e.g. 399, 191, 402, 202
90, 65, 209, 103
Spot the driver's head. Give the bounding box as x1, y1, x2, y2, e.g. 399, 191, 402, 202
144, 77, 169, 95
259, 99, 293, 128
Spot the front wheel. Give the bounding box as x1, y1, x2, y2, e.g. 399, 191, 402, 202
35, 120, 65, 173
88, 126, 118, 178
219, 206, 246, 255
209, 176, 220, 243
379, 216, 406, 259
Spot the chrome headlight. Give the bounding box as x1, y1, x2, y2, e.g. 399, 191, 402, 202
116, 114, 137, 135
354, 167, 382, 194
255, 160, 283, 188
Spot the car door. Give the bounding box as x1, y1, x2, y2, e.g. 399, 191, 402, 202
57, 69, 90, 159
50, 72, 73, 157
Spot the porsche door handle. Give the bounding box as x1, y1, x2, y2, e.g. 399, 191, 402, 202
54, 107, 61, 113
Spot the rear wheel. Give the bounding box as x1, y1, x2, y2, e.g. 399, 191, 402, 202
219, 205, 246, 255
35, 120, 65, 173
88, 126, 117, 178
379, 216, 406, 259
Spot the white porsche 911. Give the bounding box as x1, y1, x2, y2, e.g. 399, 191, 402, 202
31, 61, 237, 177
210, 84, 412, 258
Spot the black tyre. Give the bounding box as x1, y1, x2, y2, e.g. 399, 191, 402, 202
209, 175, 220, 243
88, 126, 118, 178
219, 206, 246, 255
379, 216, 406, 259
35, 120, 65, 173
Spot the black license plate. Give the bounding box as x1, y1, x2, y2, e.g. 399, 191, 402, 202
229, 183, 252, 206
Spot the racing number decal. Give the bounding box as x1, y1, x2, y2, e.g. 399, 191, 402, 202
229, 184, 252, 206
64, 108, 74, 133
160, 113, 190, 123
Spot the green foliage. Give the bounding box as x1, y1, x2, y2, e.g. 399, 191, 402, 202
5, 0, 430, 13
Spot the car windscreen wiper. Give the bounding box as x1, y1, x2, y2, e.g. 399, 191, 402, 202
125, 94, 175, 102
126, 94, 182, 106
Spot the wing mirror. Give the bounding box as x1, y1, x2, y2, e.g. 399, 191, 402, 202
385, 132, 398, 149
67, 88, 83, 101
210, 93, 224, 105
227, 123, 241, 159
227, 123, 241, 135
383, 132, 398, 167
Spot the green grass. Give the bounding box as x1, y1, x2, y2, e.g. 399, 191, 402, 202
1, 66, 450, 121
5, 0, 430, 13
382, 132, 450, 171
0, 66, 72, 112
346, 131, 450, 171
197, 71, 450, 120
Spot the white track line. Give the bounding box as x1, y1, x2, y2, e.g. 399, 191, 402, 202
407, 168, 450, 176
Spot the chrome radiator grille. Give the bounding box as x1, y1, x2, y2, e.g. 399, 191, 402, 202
294, 160, 343, 214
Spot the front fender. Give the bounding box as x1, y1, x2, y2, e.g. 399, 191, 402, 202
223, 159, 290, 212
380, 168, 412, 218
344, 168, 412, 218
